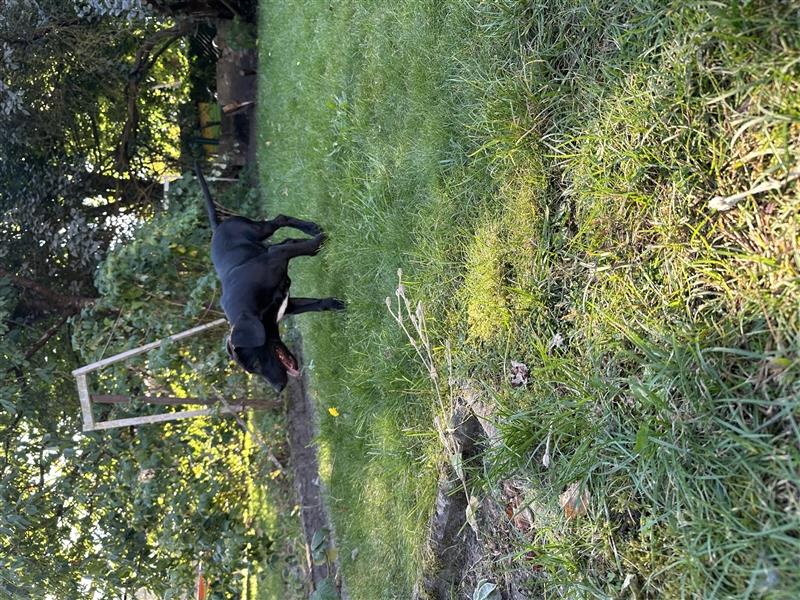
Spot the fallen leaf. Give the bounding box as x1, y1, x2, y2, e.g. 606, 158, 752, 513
502, 481, 534, 533
503, 480, 523, 500
769, 356, 792, 373
328, 407, 340, 417
547, 333, 564, 352
473, 580, 501, 600
466, 495, 480, 535
509, 360, 529, 387
559, 482, 590, 519
512, 507, 533, 533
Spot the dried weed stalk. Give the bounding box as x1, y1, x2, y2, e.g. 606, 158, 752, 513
386, 270, 474, 519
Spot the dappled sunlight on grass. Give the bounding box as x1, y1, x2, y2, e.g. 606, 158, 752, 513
464, 220, 511, 342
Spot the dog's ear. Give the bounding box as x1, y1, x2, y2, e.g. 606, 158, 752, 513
226, 336, 246, 369
230, 314, 265, 348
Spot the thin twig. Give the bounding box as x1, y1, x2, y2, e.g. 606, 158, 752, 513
208, 384, 285, 473
709, 168, 800, 211
181, 357, 284, 473
98, 310, 124, 362
386, 269, 472, 503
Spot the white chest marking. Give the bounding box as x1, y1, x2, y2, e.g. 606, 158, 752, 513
276, 295, 289, 322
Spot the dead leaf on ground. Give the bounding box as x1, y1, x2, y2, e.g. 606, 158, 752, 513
547, 333, 564, 352
509, 360, 529, 387
559, 482, 590, 519
466, 495, 480, 535
768, 356, 792, 375
503, 481, 533, 533
511, 507, 533, 533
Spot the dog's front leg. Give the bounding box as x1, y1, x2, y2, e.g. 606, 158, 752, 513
282, 297, 345, 318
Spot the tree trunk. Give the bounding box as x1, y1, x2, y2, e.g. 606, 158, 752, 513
143, 0, 237, 19
80, 172, 164, 217
0, 269, 96, 312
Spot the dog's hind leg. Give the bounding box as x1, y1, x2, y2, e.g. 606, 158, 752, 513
268, 233, 326, 259
256, 215, 322, 240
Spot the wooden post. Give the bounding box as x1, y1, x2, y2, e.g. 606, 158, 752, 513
76, 374, 94, 431
72, 318, 227, 376
91, 395, 278, 410
86, 405, 248, 432
72, 319, 237, 432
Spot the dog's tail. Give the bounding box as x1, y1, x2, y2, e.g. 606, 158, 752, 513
194, 160, 220, 230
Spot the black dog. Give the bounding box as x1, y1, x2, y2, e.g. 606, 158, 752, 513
196, 163, 343, 392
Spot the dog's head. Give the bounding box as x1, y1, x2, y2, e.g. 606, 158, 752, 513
226, 335, 300, 393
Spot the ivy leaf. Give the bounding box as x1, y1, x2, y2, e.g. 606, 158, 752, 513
311, 527, 329, 565
0, 397, 16, 415
473, 580, 500, 600
309, 577, 338, 600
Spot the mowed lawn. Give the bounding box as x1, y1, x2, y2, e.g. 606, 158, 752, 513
256, 1, 800, 598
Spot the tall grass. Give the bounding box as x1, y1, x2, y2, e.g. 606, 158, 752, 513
257, 0, 800, 597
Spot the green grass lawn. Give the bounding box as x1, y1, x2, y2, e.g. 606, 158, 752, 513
256, 1, 800, 598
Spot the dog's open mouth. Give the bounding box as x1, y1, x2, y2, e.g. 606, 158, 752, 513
274, 344, 300, 377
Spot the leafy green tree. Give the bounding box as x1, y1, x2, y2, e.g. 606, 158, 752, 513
1, 1, 276, 594
2, 177, 275, 598
1, 0, 190, 303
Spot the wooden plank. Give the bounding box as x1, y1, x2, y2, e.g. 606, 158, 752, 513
76, 374, 95, 430
84, 405, 248, 432
71, 318, 227, 376
91, 394, 278, 410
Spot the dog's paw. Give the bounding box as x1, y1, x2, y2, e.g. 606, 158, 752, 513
312, 232, 328, 253
328, 298, 346, 311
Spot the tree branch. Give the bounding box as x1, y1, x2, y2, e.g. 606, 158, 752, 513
0, 269, 96, 312
23, 313, 72, 363
0, 19, 84, 47
2, 313, 75, 379
115, 23, 191, 172
0, 414, 23, 477
80, 172, 163, 218
143, 0, 236, 19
